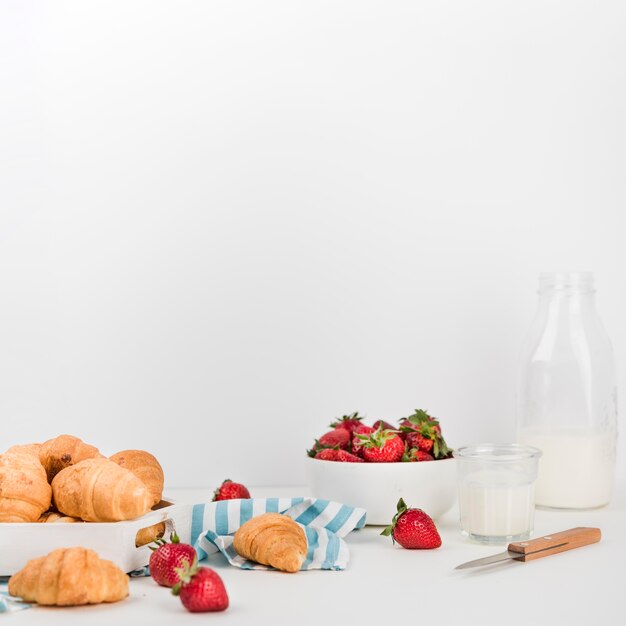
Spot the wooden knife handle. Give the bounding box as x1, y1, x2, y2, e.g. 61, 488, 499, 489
508, 527, 601, 562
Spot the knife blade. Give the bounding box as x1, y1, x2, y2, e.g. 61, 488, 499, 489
454, 527, 601, 570
455, 543, 567, 569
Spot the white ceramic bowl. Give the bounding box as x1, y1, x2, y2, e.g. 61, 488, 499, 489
305, 456, 457, 525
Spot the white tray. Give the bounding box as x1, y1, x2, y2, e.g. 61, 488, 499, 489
0, 499, 193, 576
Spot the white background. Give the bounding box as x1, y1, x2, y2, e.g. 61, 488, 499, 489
1, 0, 625, 488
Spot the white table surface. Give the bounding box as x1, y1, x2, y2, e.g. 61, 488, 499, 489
6, 483, 624, 626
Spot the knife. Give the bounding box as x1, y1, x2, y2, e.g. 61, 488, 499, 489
455, 527, 601, 570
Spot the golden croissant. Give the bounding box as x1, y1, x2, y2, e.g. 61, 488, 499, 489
8, 547, 128, 606
135, 521, 166, 547
233, 513, 307, 573
0, 450, 52, 522
39, 434, 103, 482
52, 457, 153, 522
110, 449, 164, 507
38, 510, 82, 523
5, 443, 42, 459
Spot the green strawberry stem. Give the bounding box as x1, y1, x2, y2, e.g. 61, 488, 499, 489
149, 531, 181, 551
406, 409, 432, 425
171, 555, 199, 596
380, 498, 409, 542
355, 424, 399, 449
329, 411, 363, 428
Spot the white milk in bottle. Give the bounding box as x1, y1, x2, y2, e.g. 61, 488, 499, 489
516, 273, 617, 509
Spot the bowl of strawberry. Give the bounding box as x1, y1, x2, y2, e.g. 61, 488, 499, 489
305, 410, 456, 525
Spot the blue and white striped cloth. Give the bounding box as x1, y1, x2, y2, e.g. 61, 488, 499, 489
190, 497, 366, 571
0, 588, 30, 613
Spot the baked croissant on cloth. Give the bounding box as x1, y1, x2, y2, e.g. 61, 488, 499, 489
234, 513, 307, 572
188, 498, 366, 572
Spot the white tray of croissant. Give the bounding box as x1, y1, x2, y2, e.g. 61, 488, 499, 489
0, 435, 192, 575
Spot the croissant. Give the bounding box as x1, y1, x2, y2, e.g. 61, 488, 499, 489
8, 547, 128, 606
0, 451, 52, 522
109, 449, 164, 507
5, 443, 42, 459
38, 510, 82, 523
233, 513, 307, 573
52, 457, 153, 522
135, 521, 166, 547
39, 434, 103, 482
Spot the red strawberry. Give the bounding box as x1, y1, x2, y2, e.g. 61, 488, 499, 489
318, 428, 351, 450
403, 448, 434, 462
372, 419, 396, 431
329, 412, 364, 433
381, 498, 442, 549
351, 424, 375, 456
149, 533, 198, 588
213, 479, 251, 501
400, 409, 450, 459
356, 425, 405, 463
173, 563, 229, 613
315, 448, 364, 462
405, 432, 434, 454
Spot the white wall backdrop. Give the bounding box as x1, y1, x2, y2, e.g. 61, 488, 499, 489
1, 1, 625, 488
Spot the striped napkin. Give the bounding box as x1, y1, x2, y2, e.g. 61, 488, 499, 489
0, 589, 30, 613
189, 497, 366, 571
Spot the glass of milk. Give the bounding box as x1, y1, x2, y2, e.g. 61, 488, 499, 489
455, 444, 542, 544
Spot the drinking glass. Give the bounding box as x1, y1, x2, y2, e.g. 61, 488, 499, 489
454, 444, 542, 544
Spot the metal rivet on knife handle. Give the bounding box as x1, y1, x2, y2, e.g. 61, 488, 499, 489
508, 527, 601, 562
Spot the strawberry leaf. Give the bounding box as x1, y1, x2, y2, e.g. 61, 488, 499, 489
357, 424, 400, 449
382, 498, 410, 543
329, 411, 363, 429
406, 409, 432, 425
380, 525, 394, 538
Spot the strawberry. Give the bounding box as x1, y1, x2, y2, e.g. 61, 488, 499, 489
372, 419, 396, 431
356, 425, 405, 463
405, 431, 434, 454
381, 498, 442, 549
213, 479, 251, 501
149, 532, 198, 588
173, 562, 229, 613
330, 411, 364, 433
399, 409, 451, 459
314, 448, 364, 462
351, 425, 375, 457
318, 428, 351, 450
402, 448, 434, 462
